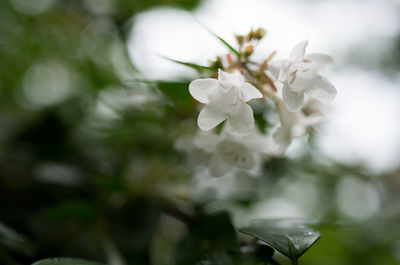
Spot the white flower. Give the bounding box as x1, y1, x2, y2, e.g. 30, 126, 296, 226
273, 98, 324, 153
189, 69, 263, 135
270, 40, 337, 111
174, 134, 211, 167
194, 126, 276, 177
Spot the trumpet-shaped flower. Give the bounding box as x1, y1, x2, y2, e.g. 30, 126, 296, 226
189, 69, 263, 135
273, 98, 324, 153
270, 40, 337, 111
193, 126, 276, 177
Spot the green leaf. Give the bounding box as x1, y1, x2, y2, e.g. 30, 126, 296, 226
239, 219, 321, 263
39, 200, 96, 223
239, 243, 274, 265
175, 211, 238, 265
197, 23, 240, 57
212, 34, 240, 57
159, 56, 217, 72
32, 258, 105, 265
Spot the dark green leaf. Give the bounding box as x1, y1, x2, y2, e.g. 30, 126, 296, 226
239, 219, 321, 262
159, 56, 217, 72
40, 200, 96, 223
213, 34, 240, 57
239, 243, 274, 265
197, 23, 240, 57
175, 211, 238, 265
32, 257, 105, 265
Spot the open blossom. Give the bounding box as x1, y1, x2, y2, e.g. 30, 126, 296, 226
273, 98, 324, 153
193, 126, 276, 177
189, 69, 263, 135
270, 40, 337, 111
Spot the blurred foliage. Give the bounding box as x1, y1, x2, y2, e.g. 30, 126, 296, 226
0, 0, 400, 265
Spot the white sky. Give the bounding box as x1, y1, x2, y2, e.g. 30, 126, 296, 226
127, 0, 400, 172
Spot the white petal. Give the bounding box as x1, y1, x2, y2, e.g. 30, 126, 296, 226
305, 53, 333, 73
239, 83, 263, 102
197, 104, 228, 131
174, 135, 194, 152
276, 99, 302, 127
302, 114, 324, 127
291, 124, 307, 138
289, 40, 308, 62
269, 60, 284, 79
209, 153, 232, 177
193, 132, 221, 152
278, 61, 291, 82
272, 127, 291, 154
189, 78, 219, 104
227, 103, 254, 135
305, 75, 337, 102
245, 135, 276, 155
218, 69, 244, 88
282, 84, 305, 112
291, 72, 317, 92
218, 140, 256, 169
236, 152, 257, 170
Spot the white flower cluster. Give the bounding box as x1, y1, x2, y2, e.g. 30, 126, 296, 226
177, 40, 336, 177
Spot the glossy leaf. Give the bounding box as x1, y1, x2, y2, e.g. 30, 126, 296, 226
239, 219, 321, 262
32, 258, 105, 265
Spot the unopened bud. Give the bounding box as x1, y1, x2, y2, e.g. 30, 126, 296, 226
235, 35, 245, 45
209, 56, 224, 69
254, 27, 267, 40
243, 45, 254, 57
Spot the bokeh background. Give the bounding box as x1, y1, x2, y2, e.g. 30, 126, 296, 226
1, 0, 400, 264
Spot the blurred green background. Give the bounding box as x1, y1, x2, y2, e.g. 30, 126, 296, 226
0, 0, 400, 265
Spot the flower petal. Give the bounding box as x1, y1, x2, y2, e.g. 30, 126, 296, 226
193, 132, 221, 152
217, 140, 257, 170
291, 72, 317, 92
197, 104, 228, 131
305, 53, 333, 73
218, 69, 244, 88
236, 152, 257, 170
189, 78, 219, 104
209, 153, 232, 177
227, 103, 254, 135
289, 40, 308, 62
305, 75, 337, 102
239, 83, 263, 102
282, 84, 305, 111
302, 114, 324, 126
291, 124, 307, 138
269, 60, 284, 79
245, 135, 277, 155
276, 99, 301, 127
272, 127, 291, 154
278, 61, 291, 82
174, 135, 194, 152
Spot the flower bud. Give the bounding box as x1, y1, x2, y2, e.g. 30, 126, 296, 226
254, 27, 267, 40
236, 35, 245, 45
209, 56, 224, 70
243, 45, 254, 57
